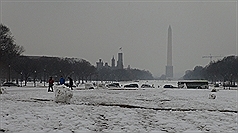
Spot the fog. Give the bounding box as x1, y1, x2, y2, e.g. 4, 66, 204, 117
1, 0, 237, 78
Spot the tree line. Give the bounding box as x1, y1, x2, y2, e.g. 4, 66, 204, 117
0, 23, 153, 85
183, 55, 238, 85
7, 55, 153, 85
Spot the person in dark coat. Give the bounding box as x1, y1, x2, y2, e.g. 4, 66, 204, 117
68, 77, 73, 90
48, 77, 54, 92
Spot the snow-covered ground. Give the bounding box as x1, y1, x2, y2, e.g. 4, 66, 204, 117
1, 80, 237, 133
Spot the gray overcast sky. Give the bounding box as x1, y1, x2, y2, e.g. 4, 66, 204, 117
1, 0, 237, 78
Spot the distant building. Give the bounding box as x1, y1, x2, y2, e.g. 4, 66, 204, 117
117, 52, 123, 69
96, 59, 103, 70
111, 56, 115, 68
104, 62, 110, 69
127, 65, 131, 69
96, 51, 125, 70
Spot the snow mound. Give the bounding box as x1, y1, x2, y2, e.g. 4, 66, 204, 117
0, 87, 7, 94
209, 92, 216, 99
54, 85, 73, 104
97, 83, 107, 89
85, 83, 94, 89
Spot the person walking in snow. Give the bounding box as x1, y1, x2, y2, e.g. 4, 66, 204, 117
59, 76, 65, 85
68, 77, 73, 90
48, 77, 54, 92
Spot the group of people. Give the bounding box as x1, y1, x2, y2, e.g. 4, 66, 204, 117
48, 76, 74, 92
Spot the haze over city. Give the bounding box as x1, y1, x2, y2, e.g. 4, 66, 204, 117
1, 0, 237, 78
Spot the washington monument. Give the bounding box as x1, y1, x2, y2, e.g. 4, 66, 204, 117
166, 25, 173, 79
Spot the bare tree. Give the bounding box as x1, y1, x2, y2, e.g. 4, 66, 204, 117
0, 24, 24, 82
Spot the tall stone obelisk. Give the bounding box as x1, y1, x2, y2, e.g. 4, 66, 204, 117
166, 25, 173, 79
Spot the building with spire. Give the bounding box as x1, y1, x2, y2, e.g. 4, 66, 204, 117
111, 56, 115, 68
96, 49, 124, 70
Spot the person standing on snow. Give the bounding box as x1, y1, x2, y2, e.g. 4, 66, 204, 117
48, 77, 54, 92
68, 77, 73, 90
59, 76, 65, 85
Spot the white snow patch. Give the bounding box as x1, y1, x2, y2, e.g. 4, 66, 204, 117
1, 81, 237, 133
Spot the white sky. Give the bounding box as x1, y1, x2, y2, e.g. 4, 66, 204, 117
1, 0, 237, 78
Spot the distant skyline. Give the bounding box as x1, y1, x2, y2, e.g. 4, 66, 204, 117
1, 0, 237, 78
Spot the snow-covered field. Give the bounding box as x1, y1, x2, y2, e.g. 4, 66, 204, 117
1, 80, 237, 133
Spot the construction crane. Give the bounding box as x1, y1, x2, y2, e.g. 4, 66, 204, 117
202, 54, 223, 62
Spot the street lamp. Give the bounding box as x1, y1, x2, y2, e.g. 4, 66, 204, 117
34, 70, 36, 87
8, 64, 11, 82
20, 72, 23, 87
43, 69, 46, 86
